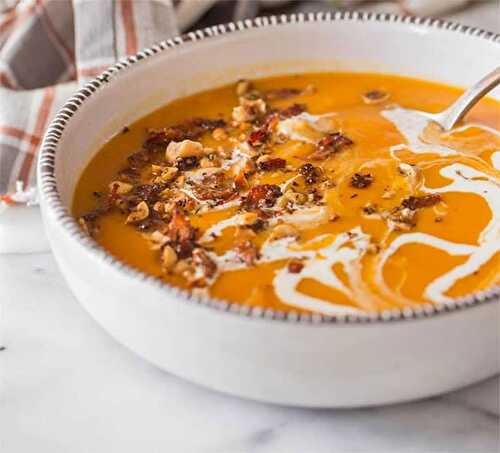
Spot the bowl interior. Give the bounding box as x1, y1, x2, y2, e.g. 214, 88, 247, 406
51, 17, 500, 208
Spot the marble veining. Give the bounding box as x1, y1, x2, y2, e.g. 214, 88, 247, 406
0, 252, 498, 453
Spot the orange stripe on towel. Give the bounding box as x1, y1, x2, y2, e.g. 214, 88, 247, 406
77, 65, 111, 78
120, 0, 138, 56
0, 126, 40, 147
19, 87, 55, 186
0, 2, 36, 35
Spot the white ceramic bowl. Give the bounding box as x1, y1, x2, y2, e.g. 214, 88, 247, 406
38, 12, 500, 407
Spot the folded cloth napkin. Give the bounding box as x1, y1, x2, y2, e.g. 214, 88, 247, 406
0, 0, 475, 209
0, 0, 178, 208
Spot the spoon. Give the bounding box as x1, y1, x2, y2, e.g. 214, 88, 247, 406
417, 66, 500, 131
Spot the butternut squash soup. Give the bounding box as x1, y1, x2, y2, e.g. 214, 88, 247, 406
73, 73, 500, 315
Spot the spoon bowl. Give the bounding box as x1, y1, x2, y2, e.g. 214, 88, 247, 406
417, 66, 500, 131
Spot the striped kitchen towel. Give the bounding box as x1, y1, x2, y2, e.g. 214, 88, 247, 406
0, 0, 178, 206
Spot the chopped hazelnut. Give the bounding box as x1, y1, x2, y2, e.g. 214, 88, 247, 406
232, 106, 251, 123
236, 79, 253, 97
232, 99, 266, 123
151, 164, 163, 175
155, 166, 178, 183
173, 259, 192, 277
161, 245, 177, 272
397, 163, 420, 186
238, 141, 258, 158
148, 231, 169, 250
166, 139, 204, 162
231, 157, 256, 188
397, 163, 416, 177
388, 207, 417, 231
109, 181, 133, 195
199, 157, 217, 168
236, 212, 259, 227
212, 128, 228, 141
152, 201, 172, 218
216, 146, 233, 159
278, 190, 307, 208
126, 201, 149, 223
382, 187, 396, 199
269, 223, 299, 241
78, 217, 92, 236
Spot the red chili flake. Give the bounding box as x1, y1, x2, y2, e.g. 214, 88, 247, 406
108, 182, 120, 203
248, 128, 269, 147
175, 240, 196, 259
279, 103, 306, 119
234, 240, 260, 266
258, 158, 286, 172
309, 132, 353, 160
192, 248, 217, 279
167, 211, 198, 258
242, 184, 282, 210
168, 208, 196, 245
350, 173, 373, 189
287, 260, 304, 274
262, 112, 280, 130
389, 206, 417, 229
145, 118, 226, 147
298, 163, 321, 184
402, 194, 442, 210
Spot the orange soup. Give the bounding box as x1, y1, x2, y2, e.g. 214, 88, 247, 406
73, 73, 500, 315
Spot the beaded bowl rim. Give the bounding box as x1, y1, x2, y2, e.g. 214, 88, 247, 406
38, 11, 500, 325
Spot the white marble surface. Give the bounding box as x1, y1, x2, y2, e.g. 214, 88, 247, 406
1, 250, 499, 452
1, 2, 500, 451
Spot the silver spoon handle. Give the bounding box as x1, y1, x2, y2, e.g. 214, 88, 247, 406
434, 66, 500, 130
